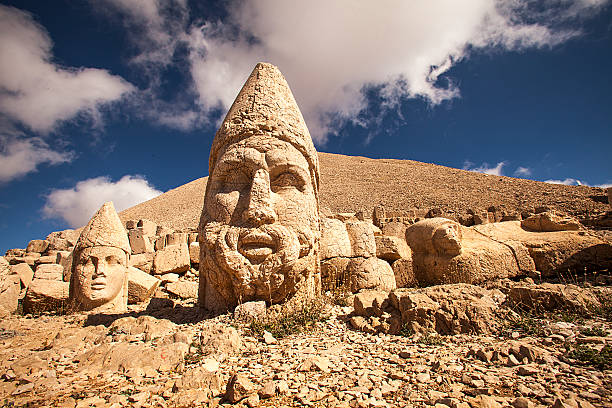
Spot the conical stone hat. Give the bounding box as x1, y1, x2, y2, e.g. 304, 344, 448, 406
75, 201, 130, 254
209, 62, 319, 193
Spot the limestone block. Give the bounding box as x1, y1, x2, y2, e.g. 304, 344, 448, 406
26, 239, 49, 254
188, 233, 199, 245
154, 244, 190, 275
349, 257, 396, 293
189, 242, 200, 265
345, 221, 377, 257
56, 251, 72, 282
167, 232, 188, 246
127, 266, 161, 304
319, 218, 352, 259
137, 219, 158, 237
0, 257, 9, 275
35, 255, 56, 265
160, 273, 179, 284
353, 290, 388, 317
155, 236, 166, 251
392, 258, 417, 288
10, 263, 33, 289
320, 257, 351, 291
129, 252, 154, 274
381, 221, 408, 239
23, 279, 69, 314
46, 234, 69, 251
166, 281, 198, 299
521, 211, 582, 232
34, 264, 63, 280
375, 235, 411, 262
128, 228, 154, 254
0, 276, 20, 314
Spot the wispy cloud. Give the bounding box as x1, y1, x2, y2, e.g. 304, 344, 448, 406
43, 175, 163, 228
89, 0, 611, 143
0, 135, 74, 183
544, 178, 583, 186
514, 167, 532, 177
463, 160, 507, 176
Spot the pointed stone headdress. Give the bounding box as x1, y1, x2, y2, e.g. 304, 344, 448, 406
209, 62, 320, 195
75, 201, 130, 254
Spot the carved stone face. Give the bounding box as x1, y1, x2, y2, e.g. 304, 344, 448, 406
73, 246, 127, 308
432, 222, 462, 256
201, 135, 319, 309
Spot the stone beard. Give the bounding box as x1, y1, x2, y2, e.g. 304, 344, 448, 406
200, 135, 320, 311
71, 246, 128, 312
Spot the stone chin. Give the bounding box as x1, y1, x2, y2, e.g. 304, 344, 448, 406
202, 221, 317, 306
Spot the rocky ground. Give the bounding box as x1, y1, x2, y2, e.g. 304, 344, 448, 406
1, 279, 611, 408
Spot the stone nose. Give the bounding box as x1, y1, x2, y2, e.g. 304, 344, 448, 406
93, 259, 107, 278
243, 169, 277, 225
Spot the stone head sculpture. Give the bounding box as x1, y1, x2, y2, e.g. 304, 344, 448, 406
406, 218, 462, 257
199, 62, 321, 312
70, 201, 130, 313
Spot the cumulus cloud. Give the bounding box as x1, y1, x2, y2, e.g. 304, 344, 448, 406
87, 0, 610, 141
544, 178, 583, 186
184, 0, 609, 142
0, 5, 134, 133
43, 175, 163, 227
0, 135, 73, 183
464, 160, 507, 176
514, 167, 532, 177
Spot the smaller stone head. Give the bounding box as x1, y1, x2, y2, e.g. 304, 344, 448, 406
406, 218, 462, 257
70, 202, 130, 313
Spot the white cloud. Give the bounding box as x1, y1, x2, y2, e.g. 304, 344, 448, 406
544, 178, 583, 186
43, 175, 163, 227
464, 160, 507, 176
595, 183, 612, 189
0, 135, 73, 183
184, 0, 608, 143
0, 5, 134, 133
514, 167, 532, 177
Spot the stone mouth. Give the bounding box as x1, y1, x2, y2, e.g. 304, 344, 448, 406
239, 231, 277, 263
91, 279, 107, 290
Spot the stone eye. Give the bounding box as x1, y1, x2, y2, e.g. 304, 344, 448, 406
271, 171, 304, 191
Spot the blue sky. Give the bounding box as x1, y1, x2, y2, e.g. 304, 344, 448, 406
1, 0, 611, 253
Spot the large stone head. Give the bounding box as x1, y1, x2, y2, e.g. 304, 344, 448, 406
199, 63, 321, 312
70, 201, 130, 313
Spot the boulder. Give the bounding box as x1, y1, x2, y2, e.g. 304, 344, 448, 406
349, 257, 396, 293
189, 242, 200, 265
35, 255, 56, 265
353, 290, 388, 316
137, 219, 157, 237
34, 264, 63, 280
154, 244, 190, 274
381, 221, 408, 239
127, 266, 161, 304
167, 232, 189, 246
319, 218, 352, 259
56, 251, 72, 281
0, 256, 10, 275
23, 279, 69, 314
375, 235, 411, 262
320, 257, 351, 291
128, 228, 154, 254
166, 281, 198, 299
225, 373, 256, 403
129, 252, 154, 274
392, 258, 417, 288
0, 276, 20, 314
234, 301, 267, 321
521, 211, 582, 232
345, 221, 377, 257
506, 283, 601, 314
26, 239, 49, 254
10, 263, 33, 289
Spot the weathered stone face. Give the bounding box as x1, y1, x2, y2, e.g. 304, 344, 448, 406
201, 136, 319, 310
72, 246, 128, 309
70, 202, 130, 313
199, 63, 320, 312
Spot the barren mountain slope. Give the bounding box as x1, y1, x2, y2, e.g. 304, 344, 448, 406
119, 152, 608, 230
